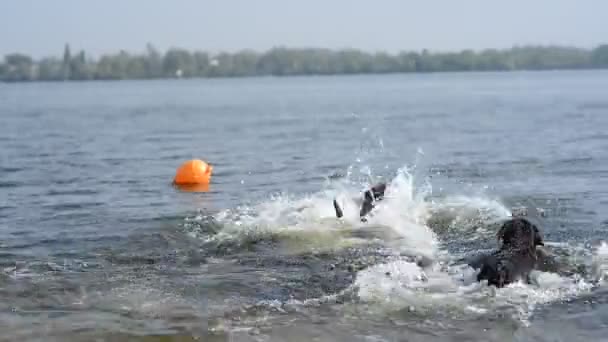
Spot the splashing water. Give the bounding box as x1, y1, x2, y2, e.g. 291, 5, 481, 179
349, 256, 595, 325
184, 161, 601, 326
591, 241, 608, 283
205, 163, 515, 259
206, 165, 442, 260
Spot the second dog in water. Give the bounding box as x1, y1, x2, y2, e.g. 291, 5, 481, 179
333, 183, 387, 222
472, 217, 546, 288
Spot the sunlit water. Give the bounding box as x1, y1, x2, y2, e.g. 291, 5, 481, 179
2, 71, 608, 341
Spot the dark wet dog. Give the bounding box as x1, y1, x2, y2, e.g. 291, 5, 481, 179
333, 183, 387, 222
473, 217, 545, 288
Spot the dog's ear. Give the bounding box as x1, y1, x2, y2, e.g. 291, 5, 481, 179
532, 224, 544, 246
525, 220, 538, 256
521, 217, 545, 247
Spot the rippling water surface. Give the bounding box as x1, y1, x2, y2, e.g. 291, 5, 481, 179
2, 71, 608, 341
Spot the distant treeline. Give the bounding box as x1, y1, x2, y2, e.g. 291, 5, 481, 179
2, 43, 608, 82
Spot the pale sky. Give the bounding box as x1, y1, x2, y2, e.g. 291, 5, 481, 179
1, 0, 606, 58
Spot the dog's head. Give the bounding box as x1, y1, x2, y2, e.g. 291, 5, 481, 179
496, 217, 544, 253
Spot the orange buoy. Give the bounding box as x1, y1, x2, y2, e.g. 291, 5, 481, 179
173, 159, 213, 186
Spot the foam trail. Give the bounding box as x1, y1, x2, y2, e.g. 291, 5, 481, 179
591, 241, 608, 283
197, 160, 598, 325
355, 261, 462, 307
351, 257, 594, 324
203, 161, 520, 261
208, 164, 445, 262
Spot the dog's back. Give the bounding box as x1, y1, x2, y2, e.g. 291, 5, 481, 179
476, 217, 544, 287
476, 248, 538, 287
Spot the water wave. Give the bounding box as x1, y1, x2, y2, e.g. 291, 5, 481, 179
180, 161, 606, 326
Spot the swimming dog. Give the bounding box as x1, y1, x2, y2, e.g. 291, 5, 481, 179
333, 183, 387, 222
473, 217, 545, 288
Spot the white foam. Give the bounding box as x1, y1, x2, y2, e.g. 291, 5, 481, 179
205, 161, 513, 257
491, 271, 594, 325
356, 260, 452, 302
352, 259, 488, 317
193, 160, 596, 324
350, 258, 594, 324
426, 194, 512, 237
207, 164, 443, 259
361, 167, 438, 259
591, 241, 608, 283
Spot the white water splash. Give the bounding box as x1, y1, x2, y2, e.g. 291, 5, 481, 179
591, 241, 608, 283
350, 257, 594, 324
208, 165, 443, 260
207, 163, 513, 259
360, 167, 438, 260
194, 161, 599, 325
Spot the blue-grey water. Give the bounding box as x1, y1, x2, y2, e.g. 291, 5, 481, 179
2, 71, 608, 341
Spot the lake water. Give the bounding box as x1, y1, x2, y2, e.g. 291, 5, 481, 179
2, 71, 608, 341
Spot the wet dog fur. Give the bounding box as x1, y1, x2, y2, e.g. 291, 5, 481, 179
474, 217, 545, 288
333, 183, 387, 222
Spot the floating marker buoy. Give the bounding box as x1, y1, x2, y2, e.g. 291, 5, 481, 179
173, 159, 213, 187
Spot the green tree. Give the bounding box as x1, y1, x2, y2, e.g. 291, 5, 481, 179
231, 50, 259, 76
163, 48, 195, 77
70, 50, 91, 80
38, 57, 63, 81
3, 53, 34, 81
62, 43, 71, 80
3, 43, 608, 82
145, 43, 163, 78
127, 55, 148, 79
193, 51, 210, 76
592, 45, 608, 67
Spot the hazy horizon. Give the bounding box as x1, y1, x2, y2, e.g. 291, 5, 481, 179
2, 0, 607, 58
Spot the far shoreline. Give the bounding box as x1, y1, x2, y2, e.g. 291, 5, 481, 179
2, 67, 607, 85
3, 44, 607, 83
